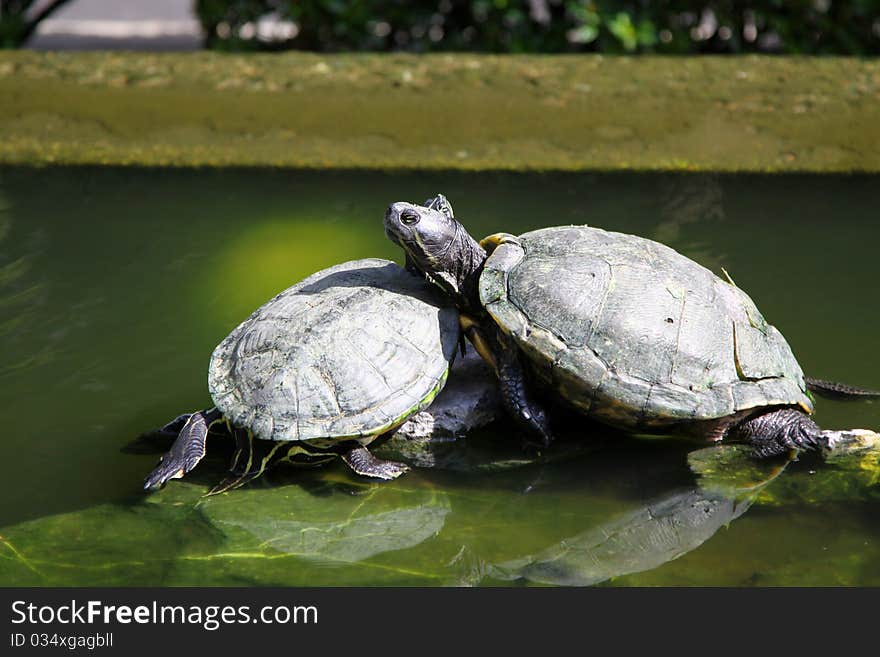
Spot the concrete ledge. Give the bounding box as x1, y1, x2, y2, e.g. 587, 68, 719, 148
0, 52, 878, 171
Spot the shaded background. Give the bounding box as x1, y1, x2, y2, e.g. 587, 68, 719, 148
6, 1, 880, 54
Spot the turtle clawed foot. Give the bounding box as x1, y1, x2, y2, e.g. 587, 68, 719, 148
538, 428, 555, 449
142, 411, 212, 491
519, 437, 541, 453
143, 453, 187, 491
366, 460, 411, 481
341, 446, 410, 480
143, 449, 206, 490
520, 434, 554, 453
518, 408, 554, 449
519, 417, 555, 453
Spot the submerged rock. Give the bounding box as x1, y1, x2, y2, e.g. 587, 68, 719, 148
393, 347, 501, 441
688, 429, 880, 505
820, 428, 880, 457
12, 429, 880, 587
374, 347, 506, 469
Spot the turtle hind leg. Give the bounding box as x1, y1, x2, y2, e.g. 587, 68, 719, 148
732, 408, 824, 458
144, 408, 222, 490
155, 412, 194, 437
341, 445, 410, 480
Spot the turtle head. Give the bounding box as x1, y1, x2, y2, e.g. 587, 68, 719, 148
384, 194, 485, 307
384, 194, 460, 274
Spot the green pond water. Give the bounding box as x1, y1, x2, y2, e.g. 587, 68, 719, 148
0, 167, 878, 586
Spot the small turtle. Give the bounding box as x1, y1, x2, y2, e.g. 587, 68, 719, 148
384, 195, 878, 458
145, 258, 459, 493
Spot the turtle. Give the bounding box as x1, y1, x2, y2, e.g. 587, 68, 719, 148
144, 257, 460, 493
384, 194, 879, 458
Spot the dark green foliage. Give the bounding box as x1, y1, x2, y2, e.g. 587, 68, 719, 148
195, 1, 880, 54
0, 0, 74, 48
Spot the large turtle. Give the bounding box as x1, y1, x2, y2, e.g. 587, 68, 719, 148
384, 195, 878, 458
144, 257, 459, 493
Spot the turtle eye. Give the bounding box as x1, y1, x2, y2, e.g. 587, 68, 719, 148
400, 209, 420, 226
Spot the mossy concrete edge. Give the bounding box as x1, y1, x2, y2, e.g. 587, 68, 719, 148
1, 52, 878, 172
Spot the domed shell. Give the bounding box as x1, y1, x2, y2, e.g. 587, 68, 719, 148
209, 259, 460, 442
479, 226, 812, 430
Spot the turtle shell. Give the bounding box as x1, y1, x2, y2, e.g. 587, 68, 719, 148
209, 259, 460, 442
478, 226, 812, 430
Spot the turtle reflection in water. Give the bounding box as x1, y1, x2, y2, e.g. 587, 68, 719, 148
469, 431, 880, 586
487, 453, 776, 587
144, 258, 460, 494
385, 195, 879, 457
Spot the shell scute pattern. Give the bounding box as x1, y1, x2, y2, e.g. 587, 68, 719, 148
481, 226, 811, 428
208, 259, 459, 442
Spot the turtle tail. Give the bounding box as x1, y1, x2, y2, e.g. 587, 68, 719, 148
805, 377, 880, 401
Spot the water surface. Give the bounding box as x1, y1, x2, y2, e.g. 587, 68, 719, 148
0, 167, 877, 585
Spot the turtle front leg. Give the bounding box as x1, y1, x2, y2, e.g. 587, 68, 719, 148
341, 446, 410, 480
495, 339, 554, 447
460, 315, 553, 446
144, 408, 223, 490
